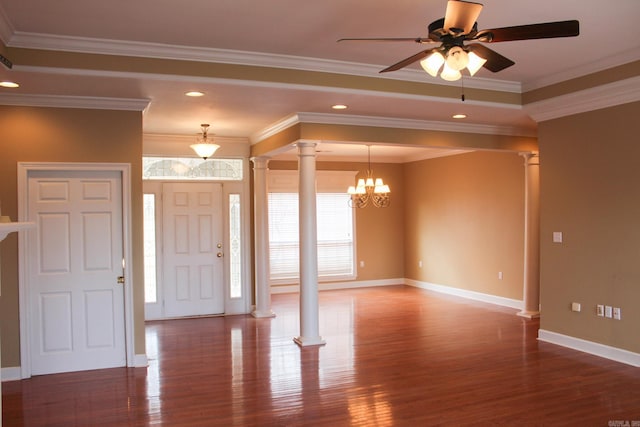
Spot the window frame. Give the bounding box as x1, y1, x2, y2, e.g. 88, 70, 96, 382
267, 170, 357, 284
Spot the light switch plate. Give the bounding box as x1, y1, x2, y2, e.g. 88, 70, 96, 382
552, 232, 563, 243
613, 307, 621, 320
605, 305, 613, 318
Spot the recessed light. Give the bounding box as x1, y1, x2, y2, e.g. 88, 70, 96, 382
332, 104, 347, 110
0, 81, 19, 88
452, 114, 466, 119
185, 91, 205, 97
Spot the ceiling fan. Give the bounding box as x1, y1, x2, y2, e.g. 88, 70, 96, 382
338, 0, 579, 81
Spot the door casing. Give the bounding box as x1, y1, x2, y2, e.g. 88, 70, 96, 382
17, 162, 136, 379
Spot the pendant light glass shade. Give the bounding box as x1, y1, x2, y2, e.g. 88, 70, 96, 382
190, 124, 220, 160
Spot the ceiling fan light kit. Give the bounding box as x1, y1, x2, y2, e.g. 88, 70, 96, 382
339, 0, 579, 82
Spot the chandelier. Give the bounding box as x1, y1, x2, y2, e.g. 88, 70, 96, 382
420, 46, 487, 81
190, 124, 220, 160
347, 145, 390, 208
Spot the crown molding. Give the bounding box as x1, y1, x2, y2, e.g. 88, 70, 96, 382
0, 3, 13, 45
7, 31, 521, 93
524, 75, 640, 122
252, 112, 535, 144
0, 93, 150, 110
523, 47, 640, 92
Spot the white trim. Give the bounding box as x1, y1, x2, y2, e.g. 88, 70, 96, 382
0, 366, 21, 382
7, 31, 521, 93
524, 75, 640, 123
271, 278, 401, 294
404, 278, 524, 310
134, 354, 149, 368
251, 114, 302, 143
523, 47, 640, 92
538, 329, 640, 368
0, 93, 150, 111
252, 111, 535, 144
17, 162, 139, 378
0, 2, 13, 45
296, 112, 533, 137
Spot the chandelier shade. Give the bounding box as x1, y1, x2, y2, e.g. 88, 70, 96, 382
347, 145, 390, 208
190, 123, 220, 160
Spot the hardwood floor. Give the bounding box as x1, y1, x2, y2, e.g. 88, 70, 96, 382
3, 285, 640, 426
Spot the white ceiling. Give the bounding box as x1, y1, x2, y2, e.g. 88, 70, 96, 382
1, 0, 639, 161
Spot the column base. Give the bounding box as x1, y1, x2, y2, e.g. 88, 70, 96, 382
517, 310, 540, 319
293, 336, 326, 347
251, 309, 276, 318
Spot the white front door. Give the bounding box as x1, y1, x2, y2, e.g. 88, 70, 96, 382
163, 182, 224, 317
27, 170, 126, 375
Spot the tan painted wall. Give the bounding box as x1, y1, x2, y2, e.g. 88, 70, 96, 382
268, 160, 405, 282
538, 101, 640, 353
0, 106, 145, 368
403, 151, 525, 300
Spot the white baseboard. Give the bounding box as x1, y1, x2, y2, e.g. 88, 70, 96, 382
1, 366, 22, 382
271, 278, 403, 294
538, 329, 640, 367
2, 355, 149, 382
404, 278, 523, 310
133, 353, 149, 368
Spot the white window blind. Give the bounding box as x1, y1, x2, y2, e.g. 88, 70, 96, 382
268, 170, 356, 282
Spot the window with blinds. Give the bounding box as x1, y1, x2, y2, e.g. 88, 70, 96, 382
268, 170, 356, 283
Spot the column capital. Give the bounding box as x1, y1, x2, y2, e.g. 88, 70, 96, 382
250, 156, 270, 168
296, 140, 318, 157
519, 151, 540, 166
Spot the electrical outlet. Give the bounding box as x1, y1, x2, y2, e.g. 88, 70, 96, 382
613, 307, 621, 320
359, 260, 365, 268
571, 302, 581, 312
596, 305, 604, 317
498, 271, 503, 280
419, 260, 423, 268
605, 305, 613, 318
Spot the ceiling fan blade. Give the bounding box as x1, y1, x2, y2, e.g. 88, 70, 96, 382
338, 37, 437, 44
466, 44, 515, 72
476, 20, 579, 42
380, 49, 436, 73
444, 0, 483, 35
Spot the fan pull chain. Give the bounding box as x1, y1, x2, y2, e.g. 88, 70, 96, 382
461, 76, 465, 102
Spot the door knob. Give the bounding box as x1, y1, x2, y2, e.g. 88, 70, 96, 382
217, 252, 223, 258
117, 276, 125, 284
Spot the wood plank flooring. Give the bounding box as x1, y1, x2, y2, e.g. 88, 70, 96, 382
3, 285, 640, 426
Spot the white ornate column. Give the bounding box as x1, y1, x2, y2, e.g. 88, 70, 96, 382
518, 152, 541, 319
294, 141, 325, 347
251, 157, 275, 318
